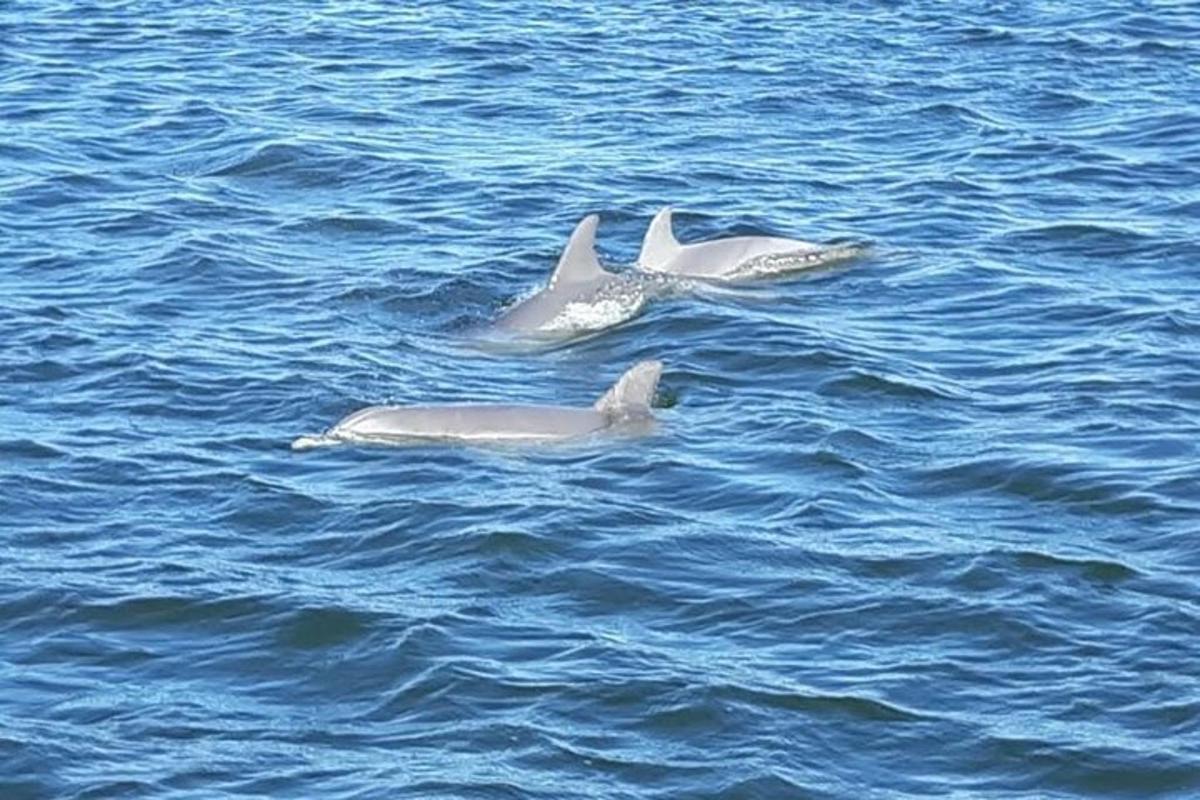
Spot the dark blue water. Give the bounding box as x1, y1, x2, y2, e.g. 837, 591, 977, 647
4, 2, 1199, 797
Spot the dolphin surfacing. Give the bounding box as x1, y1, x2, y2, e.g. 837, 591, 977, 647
293, 360, 664, 449
637, 207, 865, 280
492, 215, 662, 337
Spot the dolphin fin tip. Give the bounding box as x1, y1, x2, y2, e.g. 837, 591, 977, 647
550, 214, 604, 288
595, 360, 664, 415
639, 207, 681, 268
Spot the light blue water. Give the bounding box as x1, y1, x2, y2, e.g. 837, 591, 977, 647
3, 2, 1199, 797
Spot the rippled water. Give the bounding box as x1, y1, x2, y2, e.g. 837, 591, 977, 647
4, 2, 1200, 797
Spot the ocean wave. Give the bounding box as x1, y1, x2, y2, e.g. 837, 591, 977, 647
3, 0, 1197, 796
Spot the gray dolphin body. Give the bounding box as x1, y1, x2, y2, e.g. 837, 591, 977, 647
293, 360, 663, 449
637, 207, 863, 280
493, 215, 666, 337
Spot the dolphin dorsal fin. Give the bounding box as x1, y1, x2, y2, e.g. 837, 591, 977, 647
549, 214, 605, 290
638, 206, 681, 269
594, 360, 663, 416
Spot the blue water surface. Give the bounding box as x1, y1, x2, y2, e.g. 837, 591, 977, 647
3, 1, 1199, 797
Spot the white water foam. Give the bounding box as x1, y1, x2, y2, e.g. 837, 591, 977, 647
539, 295, 647, 334
732, 244, 870, 279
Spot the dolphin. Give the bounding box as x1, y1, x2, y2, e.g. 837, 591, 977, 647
292, 360, 664, 449
492, 215, 666, 337
637, 206, 865, 280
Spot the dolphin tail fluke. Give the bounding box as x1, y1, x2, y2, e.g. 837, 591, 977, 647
638, 206, 681, 270
594, 360, 663, 416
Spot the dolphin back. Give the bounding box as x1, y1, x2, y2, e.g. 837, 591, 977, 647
594, 360, 663, 417
493, 214, 613, 334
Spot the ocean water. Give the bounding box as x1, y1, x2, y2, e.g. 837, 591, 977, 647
3, 1, 1199, 797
